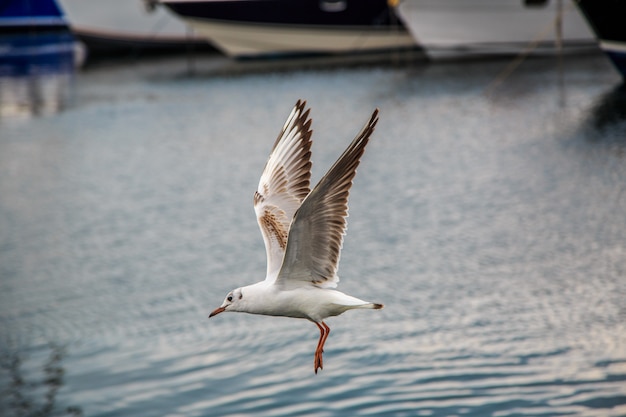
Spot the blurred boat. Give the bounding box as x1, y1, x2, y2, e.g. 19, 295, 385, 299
0, 0, 79, 117
575, 0, 626, 80
0, 0, 70, 33
395, 0, 596, 60
158, 0, 416, 59
57, 0, 209, 56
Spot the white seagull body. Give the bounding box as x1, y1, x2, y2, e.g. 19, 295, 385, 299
209, 100, 383, 373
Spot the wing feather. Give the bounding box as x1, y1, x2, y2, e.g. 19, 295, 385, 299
254, 100, 313, 281
276, 109, 379, 288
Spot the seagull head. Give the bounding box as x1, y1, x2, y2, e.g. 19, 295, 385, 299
209, 288, 243, 317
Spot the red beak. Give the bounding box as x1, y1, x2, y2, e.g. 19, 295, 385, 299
209, 306, 226, 318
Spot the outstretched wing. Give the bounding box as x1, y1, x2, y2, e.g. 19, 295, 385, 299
254, 100, 313, 281
275, 109, 379, 289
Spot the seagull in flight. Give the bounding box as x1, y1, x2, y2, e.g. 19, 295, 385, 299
209, 100, 383, 373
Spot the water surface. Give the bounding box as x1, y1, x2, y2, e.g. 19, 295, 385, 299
1, 52, 625, 416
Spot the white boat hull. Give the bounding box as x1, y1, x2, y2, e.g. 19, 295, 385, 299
58, 0, 204, 49
181, 17, 416, 58
396, 0, 596, 60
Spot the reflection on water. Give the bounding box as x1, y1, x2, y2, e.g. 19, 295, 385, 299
0, 73, 73, 118
587, 83, 626, 134
0, 345, 82, 417
581, 83, 626, 159
0, 32, 77, 119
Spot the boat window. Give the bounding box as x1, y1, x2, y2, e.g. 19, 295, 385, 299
319, 0, 347, 13
524, 0, 549, 7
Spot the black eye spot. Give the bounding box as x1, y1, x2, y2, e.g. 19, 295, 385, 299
239, 293, 243, 300
227, 296, 233, 302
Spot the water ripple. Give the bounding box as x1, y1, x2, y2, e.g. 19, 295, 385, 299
2, 53, 626, 416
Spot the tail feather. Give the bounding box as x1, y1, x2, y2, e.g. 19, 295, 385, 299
358, 302, 384, 310
331, 301, 384, 318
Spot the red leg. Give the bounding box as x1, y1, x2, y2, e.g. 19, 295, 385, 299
314, 322, 324, 373
314, 322, 331, 374
320, 322, 330, 354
